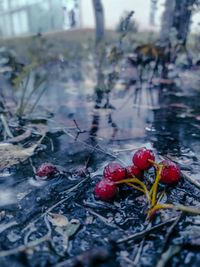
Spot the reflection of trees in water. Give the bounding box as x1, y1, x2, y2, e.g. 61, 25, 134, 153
89, 112, 100, 142
89, 110, 118, 144
89, 64, 120, 143
88, 32, 118, 143
88, 11, 136, 145
108, 113, 118, 139
153, 85, 181, 155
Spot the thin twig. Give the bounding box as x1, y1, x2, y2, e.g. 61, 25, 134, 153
116, 217, 177, 244
160, 212, 182, 253
75, 202, 124, 230
73, 119, 86, 133
155, 245, 181, 267
181, 170, 200, 190
62, 129, 127, 165
7, 129, 31, 143
0, 234, 50, 257
132, 238, 145, 266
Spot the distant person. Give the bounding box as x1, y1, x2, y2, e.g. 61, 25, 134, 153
69, 9, 76, 27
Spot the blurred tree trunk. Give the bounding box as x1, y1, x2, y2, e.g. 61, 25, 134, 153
149, 0, 158, 26
160, 0, 196, 45
173, 0, 196, 45
92, 0, 105, 42
160, 0, 176, 44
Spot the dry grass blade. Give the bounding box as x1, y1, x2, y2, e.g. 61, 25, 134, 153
0, 114, 14, 138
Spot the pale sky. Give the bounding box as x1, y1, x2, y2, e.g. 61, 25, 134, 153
80, 0, 200, 32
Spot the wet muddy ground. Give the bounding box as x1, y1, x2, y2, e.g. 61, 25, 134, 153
0, 34, 200, 267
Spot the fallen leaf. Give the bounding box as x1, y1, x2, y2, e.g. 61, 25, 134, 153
47, 213, 69, 227
52, 217, 80, 254
0, 138, 43, 170
55, 219, 80, 238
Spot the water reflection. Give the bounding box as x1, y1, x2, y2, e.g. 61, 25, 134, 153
152, 85, 182, 154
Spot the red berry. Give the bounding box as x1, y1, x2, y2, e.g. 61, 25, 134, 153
126, 165, 142, 178
103, 162, 126, 182
36, 163, 58, 178
132, 148, 155, 170
94, 179, 117, 201
159, 160, 181, 185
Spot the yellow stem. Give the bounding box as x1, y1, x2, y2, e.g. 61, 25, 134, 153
126, 182, 145, 193
116, 177, 138, 184
143, 185, 151, 203
116, 177, 145, 189
148, 203, 200, 217
151, 164, 163, 207
148, 159, 160, 168
162, 204, 200, 215
116, 177, 151, 203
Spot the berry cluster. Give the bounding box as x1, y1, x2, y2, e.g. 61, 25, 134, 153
94, 148, 183, 218
95, 148, 180, 201
36, 163, 59, 178
34, 151, 200, 218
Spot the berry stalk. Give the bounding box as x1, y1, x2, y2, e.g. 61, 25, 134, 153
150, 164, 163, 207
126, 182, 145, 193
148, 203, 200, 219
116, 177, 150, 202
